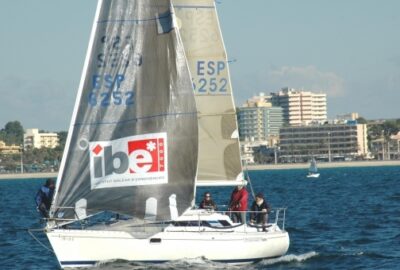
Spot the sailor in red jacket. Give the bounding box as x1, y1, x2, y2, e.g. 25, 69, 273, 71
228, 185, 248, 223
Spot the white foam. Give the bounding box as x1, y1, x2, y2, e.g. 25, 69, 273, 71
260, 251, 318, 265
165, 257, 240, 269
91, 253, 319, 269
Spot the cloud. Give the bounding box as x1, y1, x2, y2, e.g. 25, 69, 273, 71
259, 65, 345, 97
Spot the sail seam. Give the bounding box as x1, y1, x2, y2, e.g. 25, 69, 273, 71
195, 93, 231, 96
199, 112, 238, 117
97, 12, 173, 24
174, 5, 214, 9
73, 111, 197, 126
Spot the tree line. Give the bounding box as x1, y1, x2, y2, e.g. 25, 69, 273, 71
1, 118, 400, 169
0, 121, 67, 172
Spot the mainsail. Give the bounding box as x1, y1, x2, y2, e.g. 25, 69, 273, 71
51, 0, 198, 221
173, 0, 244, 186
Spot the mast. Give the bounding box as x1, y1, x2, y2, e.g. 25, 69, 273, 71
51, 0, 104, 218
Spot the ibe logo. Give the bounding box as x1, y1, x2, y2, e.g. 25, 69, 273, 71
89, 132, 168, 189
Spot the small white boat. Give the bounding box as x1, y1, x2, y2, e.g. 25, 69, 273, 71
307, 158, 320, 178
43, 0, 289, 268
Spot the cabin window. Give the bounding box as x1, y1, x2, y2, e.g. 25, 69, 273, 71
150, 238, 161, 243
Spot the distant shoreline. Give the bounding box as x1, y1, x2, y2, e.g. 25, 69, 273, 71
247, 160, 400, 170
1, 160, 399, 180
0, 172, 58, 180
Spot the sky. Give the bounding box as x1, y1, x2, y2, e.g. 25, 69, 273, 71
1, 0, 399, 131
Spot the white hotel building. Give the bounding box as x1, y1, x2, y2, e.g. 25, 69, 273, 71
24, 129, 59, 149
270, 87, 327, 126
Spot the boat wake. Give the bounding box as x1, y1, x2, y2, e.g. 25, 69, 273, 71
260, 251, 318, 266
85, 253, 320, 270
91, 257, 242, 270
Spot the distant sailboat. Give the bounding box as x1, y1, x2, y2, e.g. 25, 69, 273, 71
42, 0, 289, 268
307, 158, 320, 178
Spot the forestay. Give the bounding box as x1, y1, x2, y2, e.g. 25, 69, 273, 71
173, 0, 244, 186
51, 0, 198, 221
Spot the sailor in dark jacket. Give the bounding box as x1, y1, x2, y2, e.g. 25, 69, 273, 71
199, 192, 217, 210
35, 178, 55, 218
250, 192, 270, 230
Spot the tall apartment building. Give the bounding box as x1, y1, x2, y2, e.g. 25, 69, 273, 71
270, 87, 327, 126
237, 94, 283, 144
279, 123, 369, 162
24, 129, 59, 149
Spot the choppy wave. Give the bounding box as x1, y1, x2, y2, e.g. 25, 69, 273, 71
3, 166, 400, 270
387, 193, 400, 201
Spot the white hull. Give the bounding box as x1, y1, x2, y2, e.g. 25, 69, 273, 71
307, 173, 320, 178
46, 211, 289, 268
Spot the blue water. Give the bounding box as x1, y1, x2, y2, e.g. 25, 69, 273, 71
1, 166, 400, 269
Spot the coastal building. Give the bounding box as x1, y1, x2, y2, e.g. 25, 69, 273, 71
279, 123, 369, 162
240, 140, 257, 164
237, 93, 284, 143
388, 132, 400, 160
270, 87, 327, 126
24, 129, 59, 149
336, 112, 359, 122
370, 131, 400, 160
240, 140, 277, 165
0, 140, 21, 154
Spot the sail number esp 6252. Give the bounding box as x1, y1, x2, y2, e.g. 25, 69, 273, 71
87, 35, 141, 107
88, 74, 135, 107
193, 60, 228, 94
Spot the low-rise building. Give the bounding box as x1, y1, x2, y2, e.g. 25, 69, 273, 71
370, 131, 400, 160
279, 123, 369, 162
0, 140, 21, 154
24, 129, 59, 149
240, 140, 257, 164
240, 139, 273, 165
336, 112, 359, 122
388, 132, 400, 160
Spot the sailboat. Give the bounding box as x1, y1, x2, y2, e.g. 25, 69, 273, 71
307, 158, 320, 178
45, 0, 289, 268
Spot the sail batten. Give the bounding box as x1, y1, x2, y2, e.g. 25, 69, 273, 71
51, 0, 198, 221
